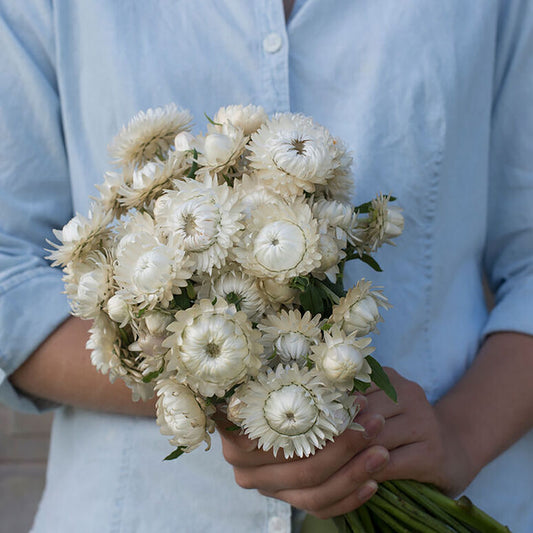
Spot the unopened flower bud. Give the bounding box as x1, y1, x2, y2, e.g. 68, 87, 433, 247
144, 310, 173, 336
203, 133, 234, 165
107, 294, 130, 324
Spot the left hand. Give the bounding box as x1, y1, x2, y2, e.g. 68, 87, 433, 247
363, 368, 477, 496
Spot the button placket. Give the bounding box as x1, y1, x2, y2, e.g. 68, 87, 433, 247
263, 32, 283, 54
259, 0, 290, 114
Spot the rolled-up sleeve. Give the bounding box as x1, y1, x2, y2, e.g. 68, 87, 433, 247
0, 1, 72, 412
482, 1, 533, 338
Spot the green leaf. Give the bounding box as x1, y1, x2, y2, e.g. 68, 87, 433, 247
366, 356, 398, 402
359, 253, 383, 272
353, 200, 373, 214
163, 446, 186, 461
186, 282, 196, 300
142, 364, 165, 383
204, 112, 222, 126
136, 307, 148, 318
289, 275, 310, 292
353, 379, 372, 393
224, 424, 241, 432
321, 322, 333, 331
118, 327, 130, 345
226, 291, 242, 311
186, 149, 198, 179
173, 290, 193, 310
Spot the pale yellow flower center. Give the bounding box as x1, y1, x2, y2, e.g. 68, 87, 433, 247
264, 384, 318, 436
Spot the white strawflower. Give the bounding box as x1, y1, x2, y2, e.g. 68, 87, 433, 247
197, 269, 267, 322
108, 104, 192, 168
248, 113, 338, 196
47, 203, 112, 268
114, 213, 193, 309
87, 313, 155, 400
174, 131, 196, 152
128, 311, 173, 380
96, 170, 130, 214
234, 200, 321, 283
117, 153, 188, 210
156, 378, 215, 452
312, 198, 356, 243
258, 309, 322, 366
106, 294, 131, 326
311, 327, 374, 389
226, 389, 246, 426
258, 278, 298, 307
163, 299, 263, 397
331, 279, 391, 336
315, 138, 355, 202
195, 122, 247, 179
144, 309, 174, 336
314, 231, 346, 283
86, 313, 122, 376
211, 104, 268, 136
352, 194, 404, 252
64, 251, 113, 319
236, 364, 343, 458
333, 392, 364, 433
154, 175, 243, 274
232, 174, 286, 223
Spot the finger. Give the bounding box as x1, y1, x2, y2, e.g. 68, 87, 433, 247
373, 442, 447, 490
360, 388, 404, 420
262, 445, 389, 517
230, 421, 385, 492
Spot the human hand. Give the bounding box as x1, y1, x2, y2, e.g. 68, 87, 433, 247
217, 396, 390, 519
218, 368, 477, 519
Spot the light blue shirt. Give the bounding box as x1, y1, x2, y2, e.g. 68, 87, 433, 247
1, 1, 532, 531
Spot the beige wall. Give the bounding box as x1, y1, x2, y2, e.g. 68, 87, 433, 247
0, 406, 52, 532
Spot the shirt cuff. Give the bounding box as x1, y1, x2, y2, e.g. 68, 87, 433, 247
0, 268, 70, 413
482, 276, 533, 339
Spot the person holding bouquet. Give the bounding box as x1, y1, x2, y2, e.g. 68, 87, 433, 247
1, 1, 532, 532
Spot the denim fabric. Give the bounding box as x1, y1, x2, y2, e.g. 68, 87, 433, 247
0, 1, 532, 531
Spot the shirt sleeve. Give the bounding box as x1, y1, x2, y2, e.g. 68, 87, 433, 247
0, 1, 73, 412
482, 1, 533, 338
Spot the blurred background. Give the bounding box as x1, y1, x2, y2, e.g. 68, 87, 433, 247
0, 406, 52, 532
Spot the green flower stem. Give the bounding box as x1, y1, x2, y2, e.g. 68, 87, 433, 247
364, 499, 413, 533
377, 485, 454, 533
317, 280, 341, 304
390, 481, 470, 533
356, 505, 375, 533
367, 492, 442, 533
332, 515, 350, 533
370, 512, 396, 533
344, 510, 365, 532
400, 481, 511, 533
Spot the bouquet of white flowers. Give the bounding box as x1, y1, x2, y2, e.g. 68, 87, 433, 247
48, 104, 509, 533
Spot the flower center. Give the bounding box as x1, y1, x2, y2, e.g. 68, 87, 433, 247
254, 220, 307, 273
174, 199, 221, 252
183, 213, 198, 236
133, 249, 172, 292
205, 342, 220, 358
290, 138, 307, 155
264, 384, 318, 436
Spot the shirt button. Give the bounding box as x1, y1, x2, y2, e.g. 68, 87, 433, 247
268, 516, 288, 533
263, 32, 283, 54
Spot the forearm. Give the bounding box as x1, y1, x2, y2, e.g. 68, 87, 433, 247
9, 316, 156, 417
435, 331, 533, 479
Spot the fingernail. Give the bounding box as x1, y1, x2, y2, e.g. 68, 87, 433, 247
357, 480, 378, 502
363, 415, 384, 440
365, 448, 389, 474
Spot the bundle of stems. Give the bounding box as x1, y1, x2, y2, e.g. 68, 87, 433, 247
333, 480, 511, 533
